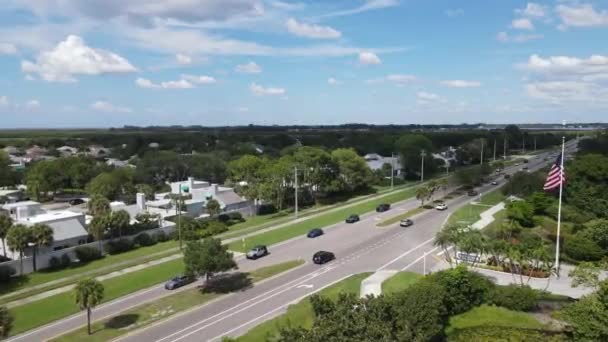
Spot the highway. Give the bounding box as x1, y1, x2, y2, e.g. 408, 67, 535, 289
8, 143, 576, 342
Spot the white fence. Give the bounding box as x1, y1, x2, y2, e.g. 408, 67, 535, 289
0, 223, 176, 276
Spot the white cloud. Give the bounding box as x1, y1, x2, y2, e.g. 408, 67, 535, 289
286, 18, 341, 39
136, 77, 196, 89
0, 96, 8, 106
445, 9, 464, 17
359, 51, 381, 65
522, 54, 608, 75
175, 53, 192, 65
516, 3, 547, 18
269, 1, 305, 11
0, 43, 17, 55
250, 83, 286, 95
440, 80, 482, 88
386, 74, 416, 84
496, 31, 543, 43
511, 18, 534, 30
21, 35, 136, 82
416, 91, 441, 105
25, 100, 40, 109
318, 0, 399, 19
91, 101, 132, 113
181, 74, 216, 84
556, 4, 608, 28
327, 77, 341, 85
235, 61, 262, 73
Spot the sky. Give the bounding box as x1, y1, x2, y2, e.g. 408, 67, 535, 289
0, 0, 607, 128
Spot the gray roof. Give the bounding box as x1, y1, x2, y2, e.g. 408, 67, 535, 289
216, 191, 246, 207
48, 219, 88, 241
366, 156, 401, 171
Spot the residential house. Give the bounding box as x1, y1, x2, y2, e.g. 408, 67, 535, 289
364, 153, 403, 176
25, 145, 48, 161
168, 177, 254, 216
0, 201, 89, 259
2, 146, 20, 155
86, 145, 111, 158
56, 145, 78, 156
105, 158, 134, 168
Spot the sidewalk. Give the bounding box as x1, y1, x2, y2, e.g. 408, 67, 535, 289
471, 202, 505, 229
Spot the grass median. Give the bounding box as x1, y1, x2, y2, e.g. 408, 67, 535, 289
228, 186, 420, 252
446, 189, 506, 226
51, 260, 304, 342
376, 207, 427, 227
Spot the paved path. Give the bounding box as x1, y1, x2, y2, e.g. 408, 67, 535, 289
472, 202, 505, 229
360, 270, 398, 298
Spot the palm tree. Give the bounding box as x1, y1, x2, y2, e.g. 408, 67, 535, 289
439, 178, 449, 196
0, 306, 13, 338
0, 216, 13, 259
6, 224, 32, 275
74, 278, 104, 335
415, 186, 431, 207
434, 229, 454, 267
88, 215, 108, 253
206, 199, 221, 216
30, 223, 54, 271
109, 210, 130, 238
87, 195, 110, 217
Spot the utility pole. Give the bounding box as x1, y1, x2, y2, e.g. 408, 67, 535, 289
522, 136, 525, 154
420, 150, 426, 182
444, 163, 449, 175
177, 184, 182, 250
390, 152, 395, 189
493, 139, 497, 162
480, 140, 484, 166
294, 167, 298, 219
534, 136, 537, 152
503, 136, 507, 160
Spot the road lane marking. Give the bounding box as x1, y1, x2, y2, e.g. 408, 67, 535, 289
296, 284, 314, 289
376, 237, 435, 271
400, 246, 440, 271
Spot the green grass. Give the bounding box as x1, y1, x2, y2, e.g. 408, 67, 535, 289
445, 305, 544, 336
0, 240, 180, 304
377, 207, 427, 227
51, 260, 304, 342
236, 272, 372, 342
381, 272, 421, 294
9, 258, 186, 336
447, 189, 506, 226
228, 187, 420, 252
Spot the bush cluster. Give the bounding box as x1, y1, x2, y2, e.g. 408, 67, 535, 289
74, 246, 103, 262
487, 285, 540, 311
106, 239, 135, 255
0, 265, 16, 282
48, 254, 72, 270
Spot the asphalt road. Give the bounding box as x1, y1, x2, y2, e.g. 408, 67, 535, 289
8, 143, 575, 342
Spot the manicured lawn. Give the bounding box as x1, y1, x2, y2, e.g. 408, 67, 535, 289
9, 258, 186, 336
228, 186, 420, 252
381, 272, 421, 294
0, 240, 179, 304
447, 189, 506, 226
236, 273, 372, 342
445, 305, 544, 336
377, 207, 427, 227
51, 260, 304, 342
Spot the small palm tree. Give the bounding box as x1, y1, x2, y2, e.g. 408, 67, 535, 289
206, 199, 221, 216
0, 306, 13, 338
74, 278, 104, 335
88, 215, 109, 252
88, 195, 110, 217
109, 210, 130, 238
30, 223, 54, 271
6, 224, 32, 275
0, 216, 13, 259
415, 186, 431, 207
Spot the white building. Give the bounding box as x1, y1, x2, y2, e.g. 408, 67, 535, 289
56, 145, 78, 156
167, 177, 253, 216
0, 201, 89, 259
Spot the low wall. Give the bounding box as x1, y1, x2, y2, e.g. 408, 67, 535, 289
0, 223, 176, 276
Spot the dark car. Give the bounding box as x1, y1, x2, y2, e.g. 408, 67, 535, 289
246, 245, 268, 259
400, 219, 413, 227
164, 275, 192, 290
376, 203, 391, 212
345, 214, 360, 223
69, 198, 85, 206
467, 190, 478, 196
522, 165, 529, 170
313, 251, 335, 265
504, 174, 511, 179
307, 228, 324, 238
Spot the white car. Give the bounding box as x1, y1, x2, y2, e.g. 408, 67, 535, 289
491, 181, 499, 185
435, 203, 448, 211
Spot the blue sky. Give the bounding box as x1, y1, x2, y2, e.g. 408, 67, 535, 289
0, 0, 607, 128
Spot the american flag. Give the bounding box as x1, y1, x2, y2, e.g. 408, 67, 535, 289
543, 153, 566, 191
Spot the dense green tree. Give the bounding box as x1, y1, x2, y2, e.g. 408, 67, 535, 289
183, 238, 237, 281
109, 210, 130, 238
86, 168, 134, 201
569, 262, 602, 289
87, 195, 110, 217
135, 150, 190, 186
74, 278, 104, 335
395, 134, 435, 178
415, 186, 431, 206
136, 183, 155, 200
565, 153, 608, 219
582, 219, 608, 249
30, 223, 53, 271
330, 148, 372, 193
0, 216, 13, 259
506, 201, 535, 228
25, 160, 64, 200
0, 306, 13, 338
6, 224, 32, 275
188, 153, 227, 184
527, 192, 553, 215
564, 233, 604, 262
206, 199, 221, 216
501, 171, 545, 197
562, 280, 608, 341
0, 152, 16, 187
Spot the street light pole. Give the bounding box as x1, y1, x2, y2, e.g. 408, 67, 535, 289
534, 136, 537, 152
493, 139, 497, 162
178, 184, 182, 250
420, 150, 426, 182
391, 152, 395, 189
503, 136, 507, 160
480, 140, 484, 166
294, 167, 298, 219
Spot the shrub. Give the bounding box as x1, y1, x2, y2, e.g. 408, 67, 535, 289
106, 239, 135, 255
155, 230, 168, 242
448, 326, 567, 342
60, 254, 71, 268
134, 233, 157, 247
487, 285, 540, 311
48, 256, 62, 270
168, 230, 179, 241
427, 266, 495, 316
74, 246, 103, 262
0, 265, 16, 282
257, 204, 276, 215
564, 233, 604, 262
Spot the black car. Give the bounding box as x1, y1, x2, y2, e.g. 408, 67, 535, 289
164, 275, 192, 290
69, 198, 85, 205
504, 174, 511, 179
345, 214, 360, 223
313, 251, 335, 265
522, 165, 529, 170
307, 228, 324, 238
376, 203, 391, 212
467, 190, 478, 196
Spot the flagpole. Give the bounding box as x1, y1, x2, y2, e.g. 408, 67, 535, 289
554, 136, 566, 277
